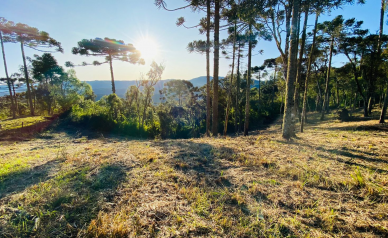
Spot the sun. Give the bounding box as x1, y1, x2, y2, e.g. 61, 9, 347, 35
135, 37, 158, 62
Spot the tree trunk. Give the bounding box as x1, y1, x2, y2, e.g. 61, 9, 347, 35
212, 0, 220, 136
283, 1, 292, 81
109, 54, 116, 94
137, 97, 141, 128
206, 0, 211, 136
378, 0, 385, 55
235, 44, 241, 134
0, 31, 16, 118
224, 21, 236, 136
320, 37, 334, 120
301, 12, 318, 133
282, 0, 300, 139
361, 67, 369, 116
293, 3, 309, 123
380, 85, 384, 108
271, 67, 276, 107
316, 71, 323, 111
11, 80, 18, 113
379, 84, 388, 123
352, 65, 368, 117
335, 76, 340, 107
258, 72, 261, 101
343, 88, 346, 107
21, 41, 34, 116
244, 24, 253, 136
372, 0, 386, 118
142, 91, 152, 127
368, 96, 373, 115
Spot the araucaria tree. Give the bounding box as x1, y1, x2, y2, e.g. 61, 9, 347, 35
0, 18, 16, 118
318, 15, 350, 120
70, 37, 144, 94
5, 21, 63, 116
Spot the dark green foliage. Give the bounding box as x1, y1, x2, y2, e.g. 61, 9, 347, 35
31, 53, 64, 84
71, 38, 140, 60
338, 108, 350, 121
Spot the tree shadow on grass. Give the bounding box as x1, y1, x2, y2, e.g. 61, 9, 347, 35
324, 148, 388, 165
272, 139, 388, 173
0, 162, 131, 237
325, 123, 388, 132
152, 140, 236, 185
0, 159, 63, 199
151, 139, 296, 237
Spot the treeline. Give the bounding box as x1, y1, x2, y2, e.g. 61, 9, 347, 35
1, 0, 388, 139
0, 14, 280, 139
69, 60, 280, 138
157, 0, 388, 139
0, 18, 93, 119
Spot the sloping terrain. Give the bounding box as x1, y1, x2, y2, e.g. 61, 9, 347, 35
0, 112, 387, 237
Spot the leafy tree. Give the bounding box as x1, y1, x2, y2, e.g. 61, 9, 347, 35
258, 0, 293, 80
156, 0, 213, 135
337, 21, 381, 117
51, 69, 95, 112
318, 15, 346, 119
125, 85, 140, 118
31, 53, 64, 114
139, 61, 165, 127
31, 53, 63, 85
163, 79, 193, 106
69, 37, 144, 94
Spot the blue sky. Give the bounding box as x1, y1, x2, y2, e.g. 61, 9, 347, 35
0, 0, 384, 82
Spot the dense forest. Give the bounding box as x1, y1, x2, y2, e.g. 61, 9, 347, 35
1, 0, 387, 140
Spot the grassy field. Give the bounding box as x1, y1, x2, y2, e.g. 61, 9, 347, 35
0, 116, 48, 131
0, 116, 54, 141
0, 111, 387, 237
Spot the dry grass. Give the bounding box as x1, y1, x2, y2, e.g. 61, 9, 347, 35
0, 111, 387, 237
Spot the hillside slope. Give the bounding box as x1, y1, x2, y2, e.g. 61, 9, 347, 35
0, 112, 387, 237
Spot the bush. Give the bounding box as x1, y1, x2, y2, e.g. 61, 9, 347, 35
68, 100, 153, 138
338, 109, 351, 122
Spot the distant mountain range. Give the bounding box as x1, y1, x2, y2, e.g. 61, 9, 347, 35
0, 83, 33, 97
88, 76, 221, 101
1, 76, 261, 101
88, 76, 262, 101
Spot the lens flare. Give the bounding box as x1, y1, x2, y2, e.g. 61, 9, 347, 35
135, 37, 158, 62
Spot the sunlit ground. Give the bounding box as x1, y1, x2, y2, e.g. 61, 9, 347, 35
0, 111, 387, 237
